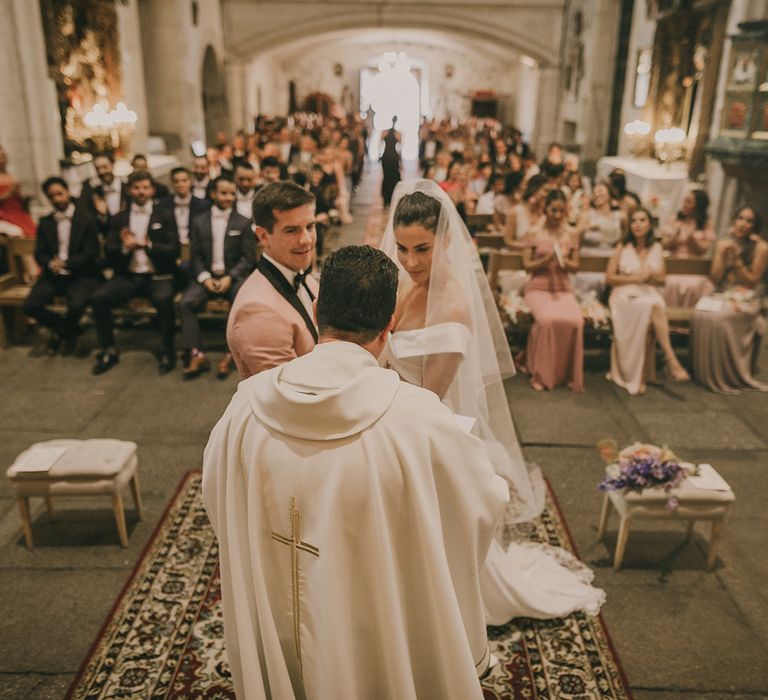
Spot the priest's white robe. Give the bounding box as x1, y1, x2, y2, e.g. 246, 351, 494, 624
202, 340, 509, 700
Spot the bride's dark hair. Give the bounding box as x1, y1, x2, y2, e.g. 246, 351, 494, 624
393, 191, 441, 232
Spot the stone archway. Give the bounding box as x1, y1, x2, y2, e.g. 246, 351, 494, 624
202, 45, 228, 144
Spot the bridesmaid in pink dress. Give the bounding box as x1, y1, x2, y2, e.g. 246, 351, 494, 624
523, 189, 584, 392
0, 146, 36, 237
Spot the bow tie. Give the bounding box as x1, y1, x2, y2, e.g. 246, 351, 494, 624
293, 268, 315, 301
131, 204, 151, 214
54, 210, 73, 222
212, 208, 230, 220
175, 198, 190, 207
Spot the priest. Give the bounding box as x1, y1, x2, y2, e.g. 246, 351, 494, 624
203, 245, 509, 700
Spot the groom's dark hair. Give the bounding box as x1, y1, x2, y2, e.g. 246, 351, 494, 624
317, 245, 398, 344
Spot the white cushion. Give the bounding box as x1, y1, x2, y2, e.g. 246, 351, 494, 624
7, 439, 138, 481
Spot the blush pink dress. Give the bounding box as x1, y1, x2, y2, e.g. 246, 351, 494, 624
524, 237, 584, 391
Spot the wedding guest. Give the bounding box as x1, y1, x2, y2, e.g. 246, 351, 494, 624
475, 174, 505, 215
607, 170, 640, 215
661, 190, 715, 257
131, 154, 169, 199
90, 170, 180, 375
0, 145, 35, 238
161, 167, 209, 245
233, 162, 257, 219
492, 171, 523, 229
181, 177, 254, 380
691, 206, 768, 393
504, 174, 548, 248
79, 153, 128, 227
577, 183, 626, 252
606, 208, 689, 395
22, 177, 100, 355
523, 190, 584, 391
662, 189, 717, 308
259, 156, 282, 186
191, 156, 212, 200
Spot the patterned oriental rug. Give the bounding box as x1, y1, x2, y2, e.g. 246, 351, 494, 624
66, 472, 632, 699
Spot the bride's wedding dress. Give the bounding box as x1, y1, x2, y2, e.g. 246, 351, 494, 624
383, 321, 605, 624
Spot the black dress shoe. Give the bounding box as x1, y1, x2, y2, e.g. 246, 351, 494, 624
46, 335, 61, 356
158, 353, 176, 375
92, 351, 119, 375
60, 336, 78, 356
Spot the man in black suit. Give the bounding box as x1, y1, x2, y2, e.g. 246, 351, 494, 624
191, 156, 212, 200
131, 154, 170, 199
78, 152, 129, 228
180, 176, 254, 379
90, 170, 180, 375
160, 167, 210, 245
22, 177, 101, 354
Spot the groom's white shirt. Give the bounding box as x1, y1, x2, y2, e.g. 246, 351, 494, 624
203, 340, 508, 700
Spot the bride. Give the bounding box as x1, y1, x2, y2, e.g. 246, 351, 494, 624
379, 179, 605, 624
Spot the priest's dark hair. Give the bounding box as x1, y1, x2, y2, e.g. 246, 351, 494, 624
252, 181, 315, 232
317, 245, 398, 344
393, 191, 441, 233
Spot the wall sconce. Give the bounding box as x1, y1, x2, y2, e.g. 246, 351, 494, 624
334, 62, 343, 77
445, 64, 454, 79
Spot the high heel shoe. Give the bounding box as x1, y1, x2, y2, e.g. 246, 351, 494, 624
665, 360, 690, 382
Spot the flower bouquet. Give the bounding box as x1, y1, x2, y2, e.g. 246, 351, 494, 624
597, 440, 695, 510
579, 290, 611, 330
501, 289, 530, 325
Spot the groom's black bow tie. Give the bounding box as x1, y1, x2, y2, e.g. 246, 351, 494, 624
293, 268, 315, 301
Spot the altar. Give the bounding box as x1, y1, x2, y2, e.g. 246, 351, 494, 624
596, 156, 690, 225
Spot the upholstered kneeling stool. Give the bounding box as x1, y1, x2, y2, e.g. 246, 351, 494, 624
6, 439, 142, 548
597, 464, 735, 571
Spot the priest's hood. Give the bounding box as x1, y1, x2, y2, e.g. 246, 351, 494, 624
248, 341, 401, 441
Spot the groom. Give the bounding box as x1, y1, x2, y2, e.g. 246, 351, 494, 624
203, 245, 509, 699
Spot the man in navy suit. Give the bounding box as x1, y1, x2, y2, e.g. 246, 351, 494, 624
22, 177, 100, 354
180, 176, 255, 379
90, 170, 180, 375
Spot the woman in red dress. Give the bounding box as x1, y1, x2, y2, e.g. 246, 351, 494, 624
0, 146, 36, 237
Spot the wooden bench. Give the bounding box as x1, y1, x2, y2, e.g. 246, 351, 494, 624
0, 237, 234, 348
466, 213, 494, 235
487, 249, 712, 335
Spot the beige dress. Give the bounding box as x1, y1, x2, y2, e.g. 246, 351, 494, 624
692, 257, 767, 394
607, 243, 666, 395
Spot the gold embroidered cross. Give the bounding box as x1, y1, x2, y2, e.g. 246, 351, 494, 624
271, 497, 319, 671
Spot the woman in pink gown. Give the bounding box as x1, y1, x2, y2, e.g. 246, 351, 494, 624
523, 189, 584, 391
661, 189, 716, 307
0, 146, 35, 238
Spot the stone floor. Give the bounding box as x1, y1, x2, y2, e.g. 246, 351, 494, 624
0, 168, 767, 699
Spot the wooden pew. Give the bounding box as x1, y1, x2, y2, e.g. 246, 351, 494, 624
466, 213, 494, 235
487, 249, 713, 336
0, 237, 233, 348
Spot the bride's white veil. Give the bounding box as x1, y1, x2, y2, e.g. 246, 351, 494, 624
380, 179, 545, 522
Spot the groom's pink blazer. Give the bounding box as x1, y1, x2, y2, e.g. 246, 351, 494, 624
227, 264, 319, 378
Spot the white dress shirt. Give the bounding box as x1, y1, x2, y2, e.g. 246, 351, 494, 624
198, 207, 229, 283
102, 177, 123, 216
263, 253, 316, 323
53, 203, 76, 275
174, 196, 192, 243
235, 189, 254, 219
192, 177, 209, 200
127, 203, 154, 274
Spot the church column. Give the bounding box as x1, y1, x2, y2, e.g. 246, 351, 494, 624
533, 66, 561, 159
116, 0, 149, 154
0, 0, 63, 196
225, 57, 248, 134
